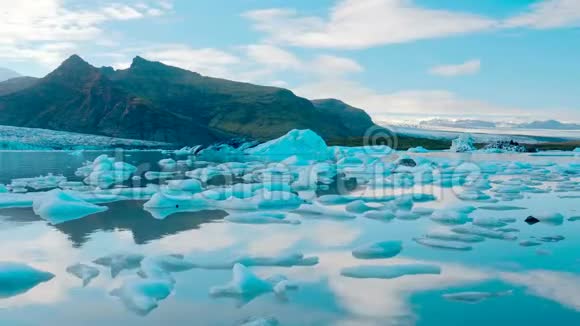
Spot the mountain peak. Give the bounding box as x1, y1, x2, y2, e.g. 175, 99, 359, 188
130, 56, 162, 69
60, 54, 91, 68
44, 54, 99, 85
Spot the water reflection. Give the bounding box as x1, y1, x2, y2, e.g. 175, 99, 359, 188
1, 201, 226, 247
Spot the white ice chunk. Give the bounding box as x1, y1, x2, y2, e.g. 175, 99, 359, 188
425, 230, 485, 243
450, 134, 475, 152
352, 241, 403, 259
138, 254, 194, 282
110, 277, 173, 315
341, 264, 441, 279
66, 263, 99, 287
190, 252, 318, 270
251, 190, 303, 210
452, 225, 517, 240
166, 179, 202, 193
32, 190, 108, 224
158, 158, 177, 169
210, 264, 274, 296
528, 212, 565, 225
0, 262, 54, 298
346, 200, 377, 213
407, 146, 429, 153
413, 237, 472, 251
245, 129, 331, 161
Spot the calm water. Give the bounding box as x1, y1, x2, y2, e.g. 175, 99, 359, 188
1, 150, 579, 325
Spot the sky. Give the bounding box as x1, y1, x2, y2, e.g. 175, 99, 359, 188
1, 0, 579, 124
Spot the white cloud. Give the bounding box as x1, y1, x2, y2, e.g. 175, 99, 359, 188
312, 55, 364, 76
0, 0, 172, 68
429, 59, 481, 77
504, 0, 580, 29
291, 77, 580, 123
243, 0, 497, 49
0, 42, 77, 66
501, 270, 580, 311
139, 45, 241, 78
244, 44, 301, 70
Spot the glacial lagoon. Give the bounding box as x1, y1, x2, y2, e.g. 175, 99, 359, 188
1, 131, 580, 325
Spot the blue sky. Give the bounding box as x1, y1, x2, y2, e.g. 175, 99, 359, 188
1, 0, 579, 123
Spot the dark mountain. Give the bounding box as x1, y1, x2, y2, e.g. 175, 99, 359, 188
0, 55, 376, 145
0, 77, 38, 96
311, 99, 375, 135
0, 67, 21, 82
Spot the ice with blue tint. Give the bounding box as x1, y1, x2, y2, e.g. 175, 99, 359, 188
209, 264, 294, 297
190, 252, 318, 270
0, 262, 54, 298
245, 129, 331, 160
32, 190, 108, 224
341, 264, 442, 279
413, 237, 473, 251
352, 241, 403, 259
110, 277, 174, 315
1, 131, 580, 325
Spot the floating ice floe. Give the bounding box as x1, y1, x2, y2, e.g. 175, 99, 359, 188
425, 230, 485, 243
110, 277, 173, 315
246, 129, 331, 161
340, 264, 441, 279
93, 253, 144, 278
525, 213, 565, 225
352, 241, 403, 259
251, 190, 303, 210
166, 179, 203, 193
407, 146, 429, 153
210, 264, 296, 298
158, 158, 177, 170
144, 171, 180, 181
362, 210, 396, 221
442, 290, 513, 303
478, 205, 527, 211
0, 192, 39, 209
190, 252, 318, 270
452, 225, 517, 241
10, 174, 66, 191
450, 134, 475, 152
0, 262, 54, 298
317, 194, 357, 205
430, 209, 473, 225
66, 263, 100, 287
77, 155, 137, 188
225, 212, 300, 225
413, 238, 472, 251
144, 190, 202, 209
346, 200, 377, 214
295, 203, 357, 220
32, 190, 108, 224
138, 254, 195, 282
472, 216, 514, 228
